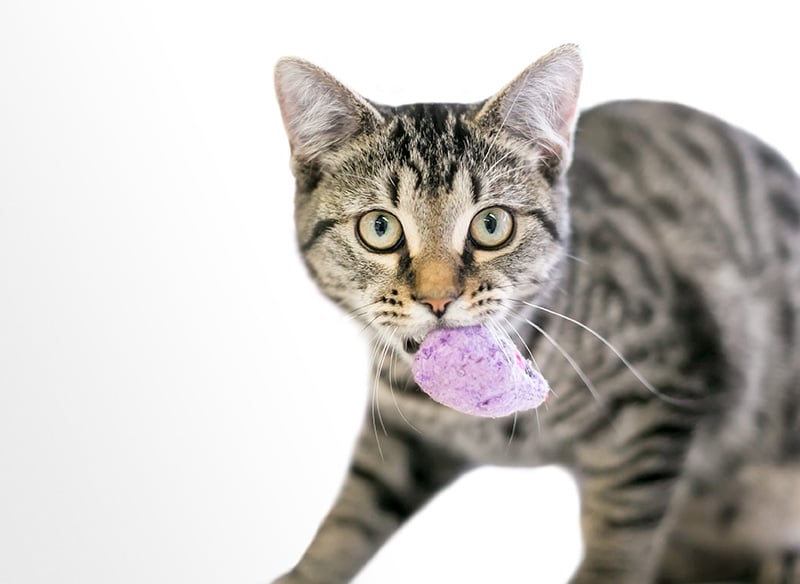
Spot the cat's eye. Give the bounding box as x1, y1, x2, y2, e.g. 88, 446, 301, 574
469, 207, 514, 249
357, 210, 404, 252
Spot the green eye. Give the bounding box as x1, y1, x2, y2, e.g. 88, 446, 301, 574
357, 210, 404, 252
469, 207, 514, 249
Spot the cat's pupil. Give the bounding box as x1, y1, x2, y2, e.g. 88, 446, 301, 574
374, 216, 388, 237
484, 213, 497, 234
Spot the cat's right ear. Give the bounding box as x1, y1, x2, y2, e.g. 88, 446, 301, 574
274, 58, 383, 163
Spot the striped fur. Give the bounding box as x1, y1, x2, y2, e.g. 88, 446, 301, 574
274, 45, 800, 583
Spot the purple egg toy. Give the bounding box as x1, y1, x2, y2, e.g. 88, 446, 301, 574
411, 325, 549, 418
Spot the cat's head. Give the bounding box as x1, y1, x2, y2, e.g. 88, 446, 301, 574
275, 45, 582, 359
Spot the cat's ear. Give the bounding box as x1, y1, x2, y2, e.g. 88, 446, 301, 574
476, 44, 583, 162
274, 58, 383, 162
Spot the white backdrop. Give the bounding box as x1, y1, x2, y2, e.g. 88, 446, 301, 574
2, 2, 798, 583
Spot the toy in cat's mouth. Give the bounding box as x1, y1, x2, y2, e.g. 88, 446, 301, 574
411, 325, 549, 418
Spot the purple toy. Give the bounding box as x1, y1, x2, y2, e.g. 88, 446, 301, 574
412, 325, 549, 418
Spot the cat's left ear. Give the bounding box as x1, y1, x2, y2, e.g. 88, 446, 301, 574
274, 58, 384, 163
476, 44, 583, 164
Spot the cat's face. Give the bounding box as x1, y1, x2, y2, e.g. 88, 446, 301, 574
276, 46, 582, 360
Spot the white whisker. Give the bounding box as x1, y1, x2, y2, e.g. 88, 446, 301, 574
386, 331, 421, 434
483, 318, 516, 368
367, 328, 391, 460
344, 299, 383, 323
500, 314, 542, 374
517, 300, 688, 406
505, 412, 518, 451
565, 253, 588, 265
373, 328, 395, 437
515, 312, 600, 404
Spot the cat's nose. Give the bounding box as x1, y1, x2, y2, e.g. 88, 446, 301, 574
420, 296, 454, 318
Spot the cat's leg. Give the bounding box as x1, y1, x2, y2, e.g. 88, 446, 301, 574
569, 478, 680, 584
567, 415, 694, 584
273, 419, 468, 584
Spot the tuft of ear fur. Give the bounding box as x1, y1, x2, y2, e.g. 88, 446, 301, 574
476, 44, 583, 163
274, 58, 383, 162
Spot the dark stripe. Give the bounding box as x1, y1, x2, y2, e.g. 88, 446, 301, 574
408, 161, 423, 191
717, 129, 760, 264
581, 222, 663, 294
780, 551, 797, 584
470, 172, 483, 204
601, 507, 666, 530
758, 143, 792, 173
615, 468, 677, 490
390, 117, 410, 161
629, 420, 693, 442
670, 270, 726, 389
579, 440, 680, 477
330, 515, 382, 541
452, 115, 471, 152
670, 129, 713, 168
387, 171, 400, 207
294, 164, 322, 193
525, 208, 560, 242
460, 245, 475, 271
770, 189, 800, 227
350, 462, 414, 522
397, 250, 413, 287
649, 196, 682, 222
444, 160, 459, 191
300, 218, 338, 251
395, 427, 469, 493
780, 298, 796, 344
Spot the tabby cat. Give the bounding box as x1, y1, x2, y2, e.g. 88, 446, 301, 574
272, 45, 800, 583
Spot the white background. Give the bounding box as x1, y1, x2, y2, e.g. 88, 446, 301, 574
2, 2, 799, 583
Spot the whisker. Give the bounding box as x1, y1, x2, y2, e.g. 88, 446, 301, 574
483, 319, 516, 369
483, 149, 521, 186
505, 412, 518, 451
534, 407, 542, 437
492, 280, 550, 291
499, 314, 542, 374
515, 300, 688, 406
381, 327, 421, 434
367, 329, 390, 460
359, 314, 383, 336
373, 328, 395, 438
513, 311, 600, 404
565, 253, 588, 265
344, 299, 383, 321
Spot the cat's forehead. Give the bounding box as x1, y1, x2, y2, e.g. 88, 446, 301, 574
379, 102, 482, 180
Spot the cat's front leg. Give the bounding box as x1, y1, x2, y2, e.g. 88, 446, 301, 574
568, 428, 690, 584
273, 417, 468, 584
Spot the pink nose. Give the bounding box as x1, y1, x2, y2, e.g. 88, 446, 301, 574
420, 297, 454, 317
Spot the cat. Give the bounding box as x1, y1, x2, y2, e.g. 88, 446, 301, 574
272, 44, 800, 583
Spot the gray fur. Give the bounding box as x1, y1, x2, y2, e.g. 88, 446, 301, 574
273, 45, 800, 583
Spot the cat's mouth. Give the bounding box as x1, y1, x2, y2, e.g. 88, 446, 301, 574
402, 319, 486, 355
403, 337, 421, 354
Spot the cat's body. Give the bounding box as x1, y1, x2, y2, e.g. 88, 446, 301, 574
274, 46, 800, 583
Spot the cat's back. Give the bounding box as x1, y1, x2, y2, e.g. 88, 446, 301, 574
568, 99, 800, 276
564, 99, 800, 417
